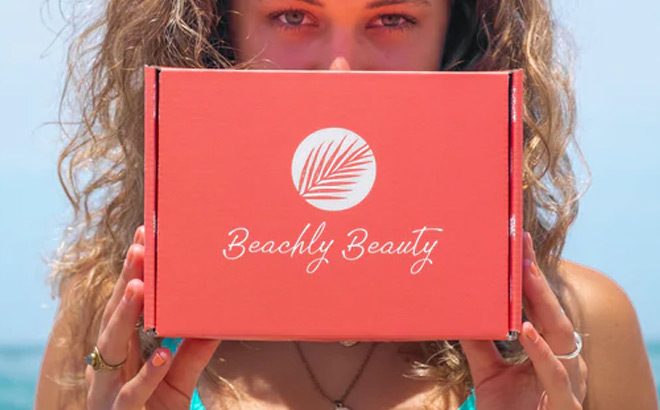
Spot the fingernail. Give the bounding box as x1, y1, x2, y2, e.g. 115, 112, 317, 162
123, 282, 134, 302
133, 227, 141, 244
152, 349, 168, 367
530, 261, 540, 277
524, 322, 539, 342
523, 258, 533, 274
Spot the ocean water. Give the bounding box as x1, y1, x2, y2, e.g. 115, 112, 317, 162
0, 345, 44, 410
2, 341, 659, 409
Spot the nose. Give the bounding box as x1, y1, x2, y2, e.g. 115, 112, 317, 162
320, 26, 362, 71
329, 56, 351, 71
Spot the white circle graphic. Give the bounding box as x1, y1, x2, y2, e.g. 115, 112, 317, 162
292, 127, 376, 211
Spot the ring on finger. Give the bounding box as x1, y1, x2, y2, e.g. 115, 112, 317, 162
553, 331, 583, 360
86, 346, 127, 372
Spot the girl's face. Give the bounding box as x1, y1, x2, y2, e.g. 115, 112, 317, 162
229, 0, 453, 71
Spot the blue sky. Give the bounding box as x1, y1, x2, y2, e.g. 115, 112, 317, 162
0, 0, 659, 345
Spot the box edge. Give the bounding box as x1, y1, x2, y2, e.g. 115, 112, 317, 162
508, 69, 524, 336
144, 65, 159, 332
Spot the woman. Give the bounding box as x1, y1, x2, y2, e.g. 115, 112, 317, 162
35, 0, 658, 409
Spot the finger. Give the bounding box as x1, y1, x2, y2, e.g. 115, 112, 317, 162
163, 338, 222, 399
100, 279, 144, 364
519, 322, 582, 409
89, 279, 145, 405
134, 225, 145, 246
85, 365, 94, 390
100, 243, 145, 332
112, 348, 172, 410
100, 225, 145, 332
576, 356, 589, 401
459, 339, 506, 385
522, 232, 576, 356
124, 328, 143, 379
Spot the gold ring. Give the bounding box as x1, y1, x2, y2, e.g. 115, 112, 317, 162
86, 346, 126, 372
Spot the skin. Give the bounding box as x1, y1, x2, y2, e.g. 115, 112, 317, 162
227, 0, 452, 71
35, 1, 659, 409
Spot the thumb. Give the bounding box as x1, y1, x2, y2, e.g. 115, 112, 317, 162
459, 339, 506, 385
163, 338, 221, 397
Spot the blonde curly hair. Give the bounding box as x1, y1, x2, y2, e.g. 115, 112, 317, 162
47, 0, 589, 407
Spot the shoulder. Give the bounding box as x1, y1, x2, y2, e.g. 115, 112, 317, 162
557, 259, 635, 330
557, 259, 658, 410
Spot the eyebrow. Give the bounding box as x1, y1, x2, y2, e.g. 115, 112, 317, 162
288, 0, 323, 6
366, 0, 431, 8
283, 0, 431, 8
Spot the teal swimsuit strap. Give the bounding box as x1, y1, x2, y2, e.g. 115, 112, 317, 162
458, 387, 477, 410
160, 338, 476, 410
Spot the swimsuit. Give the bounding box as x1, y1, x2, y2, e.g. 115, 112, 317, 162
162, 338, 476, 410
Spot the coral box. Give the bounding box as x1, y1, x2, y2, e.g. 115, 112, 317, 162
143, 65, 523, 341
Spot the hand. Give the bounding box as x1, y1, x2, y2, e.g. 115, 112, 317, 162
85, 225, 221, 410
459, 231, 588, 409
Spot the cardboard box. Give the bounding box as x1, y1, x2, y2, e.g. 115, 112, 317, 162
143, 65, 523, 341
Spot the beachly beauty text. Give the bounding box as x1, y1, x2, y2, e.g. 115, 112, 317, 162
220, 222, 443, 274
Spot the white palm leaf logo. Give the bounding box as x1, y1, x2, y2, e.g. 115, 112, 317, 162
292, 128, 377, 211
297, 135, 372, 199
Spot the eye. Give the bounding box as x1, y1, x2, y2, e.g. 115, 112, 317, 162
381, 15, 404, 27
280, 10, 305, 25
368, 13, 417, 31
270, 9, 317, 29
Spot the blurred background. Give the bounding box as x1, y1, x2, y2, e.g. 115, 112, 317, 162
0, 0, 658, 409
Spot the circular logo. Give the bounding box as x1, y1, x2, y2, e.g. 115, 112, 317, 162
292, 127, 376, 211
